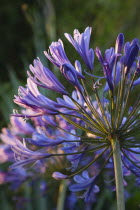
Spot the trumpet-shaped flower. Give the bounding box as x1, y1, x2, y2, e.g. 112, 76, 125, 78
65, 27, 94, 70
28, 59, 68, 95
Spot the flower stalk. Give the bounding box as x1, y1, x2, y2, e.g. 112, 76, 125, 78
57, 180, 68, 210
112, 138, 125, 210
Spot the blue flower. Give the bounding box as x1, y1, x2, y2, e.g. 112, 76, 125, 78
121, 148, 140, 177
60, 63, 84, 91
27, 132, 64, 147
44, 39, 70, 68
10, 139, 51, 168
70, 171, 99, 203
65, 27, 94, 70
28, 59, 68, 95
10, 116, 35, 135
95, 47, 117, 91
115, 33, 124, 53
52, 172, 68, 179
13, 78, 59, 117
121, 40, 139, 75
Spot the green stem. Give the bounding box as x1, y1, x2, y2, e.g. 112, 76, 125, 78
57, 180, 67, 210
112, 139, 125, 210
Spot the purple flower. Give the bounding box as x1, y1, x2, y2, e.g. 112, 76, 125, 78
42, 116, 57, 127
121, 41, 139, 75
28, 59, 68, 95
121, 148, 140, 177
133, 77, 140, 86
104, 61, 121, 92
44, 40, 85, 87
10, 116, 35, 135
65, 27, 94, 70
95, 47, 115, 90
70, 171, 99, 203
10, 139, 51, 168
115, 33, 124, 54
52, 172, 68, 179
60, 63, 83, 91
66, 192, 77, 210
133, 58, 140, 85
27, 132, 64, 147
44, 39, 70, 68
0, 128, 16, 145
13, 78, 59, 117
56, 90, 84, 114
5, 167, 28, 189
0, 145, 14, 163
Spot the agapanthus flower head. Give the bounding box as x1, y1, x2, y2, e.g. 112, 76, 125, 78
9, 27, 140, 204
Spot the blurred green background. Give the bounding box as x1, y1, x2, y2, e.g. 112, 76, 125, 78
0, 0, 140, 209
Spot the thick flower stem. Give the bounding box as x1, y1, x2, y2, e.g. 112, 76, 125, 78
112, 139, 125, 210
